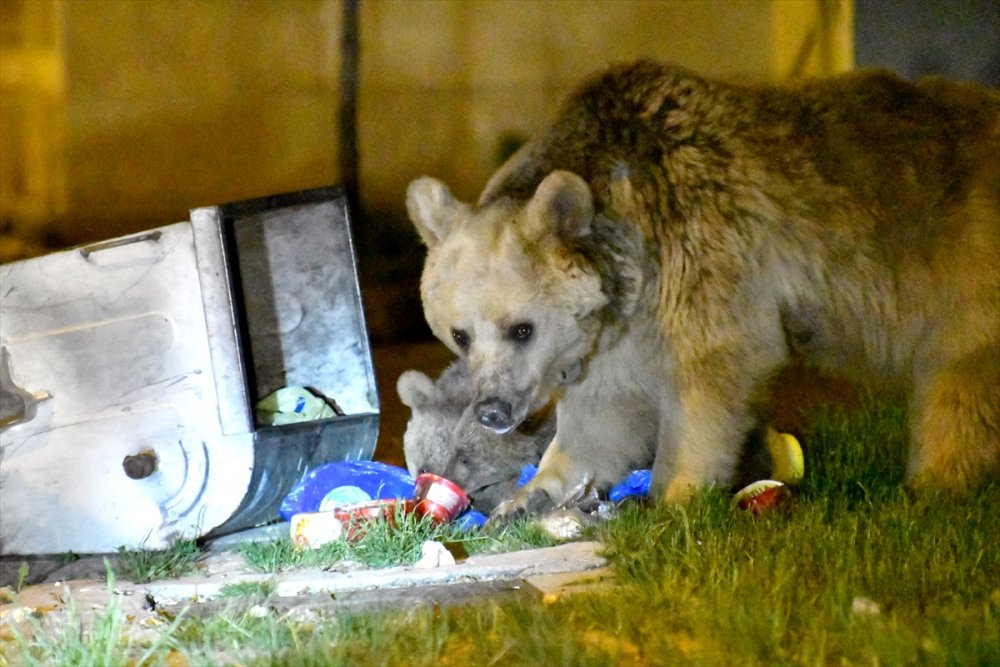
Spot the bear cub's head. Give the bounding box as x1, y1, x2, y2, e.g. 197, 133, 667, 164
397, 359, 555, 513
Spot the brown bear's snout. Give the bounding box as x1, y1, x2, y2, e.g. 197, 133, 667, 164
475, 398, 513, 432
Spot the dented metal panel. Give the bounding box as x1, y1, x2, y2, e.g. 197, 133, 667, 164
0, 223, 253, 554
0, 187, 378, 554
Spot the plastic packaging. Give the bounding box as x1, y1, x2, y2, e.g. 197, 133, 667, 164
517, 464, 538, 487
734, 479, 792, 515
608, 469, 652, 503
290, 510, 345, 548
413, 473, 470, 523
518, 464, 651, 504
290, 499, 410, 548
766, 429, 805, 484
414, 540, 456, 569
454, 509, 488, 530
279, 460, 415, 520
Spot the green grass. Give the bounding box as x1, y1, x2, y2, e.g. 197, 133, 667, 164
5, 397, 998, 666
586, 399, 1000, 665
2, 560, 185, 667
218, 580, 277, 599
236, 506, 560, 573
116, 537, 201, 584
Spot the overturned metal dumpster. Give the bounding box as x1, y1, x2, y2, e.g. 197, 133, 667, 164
0, 186, 379, 555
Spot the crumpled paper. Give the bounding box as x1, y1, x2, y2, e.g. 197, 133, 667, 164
413, 540, 456, 569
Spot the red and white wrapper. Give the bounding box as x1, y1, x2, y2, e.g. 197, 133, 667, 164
734, 479, 792, 515
413, 473, 470, 523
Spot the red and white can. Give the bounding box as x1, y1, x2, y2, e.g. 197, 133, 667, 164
413, 473, 470, 523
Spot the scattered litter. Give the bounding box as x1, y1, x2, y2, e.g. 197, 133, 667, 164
282, 430, 805, 548
734, 480, 792, 515
517, 464, 538, 487
413, 541, 456, 569
766, 428, 805, 484
731, 430, 804, 515
553, 473, 598, 510
608, 469, 652, 503
280, 461, 415, 520
538, 509, 598, 540
292, 499, 408, 546
319, 485, 372, 507
508, 470, 617, 538
413, 473, 470, 523
454, 509, 488, 531
508, 431, 805, 528
290, 510, 346, 549
287, 471, 475, 549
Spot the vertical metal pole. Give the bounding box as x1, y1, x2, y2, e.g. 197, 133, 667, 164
340, 0, 361, 216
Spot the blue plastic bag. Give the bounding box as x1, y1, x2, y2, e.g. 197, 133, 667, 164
454, 509, 489, 531
608, 469, 652, 503
517, 464, 650, 503
516, 464, 538, 488
280, 461, 415, 520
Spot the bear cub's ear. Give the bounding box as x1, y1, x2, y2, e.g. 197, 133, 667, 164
396, 370, 438, 410
524, 170, 594, 244
406, 177, 466, 247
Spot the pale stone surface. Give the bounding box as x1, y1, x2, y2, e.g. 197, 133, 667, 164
144, 540, 607, 604
525, 566, 615, 603
1, 578, 164, 644
2, 539, 609, 646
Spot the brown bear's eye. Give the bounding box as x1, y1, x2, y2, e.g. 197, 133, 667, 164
451, 328, 470, 350
507, 322, 533, 343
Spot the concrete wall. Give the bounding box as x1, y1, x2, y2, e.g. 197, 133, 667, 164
60, 0, 343, 243
362, 0, 853, 208
1, 0, 853, 254
0, 0, 67, 259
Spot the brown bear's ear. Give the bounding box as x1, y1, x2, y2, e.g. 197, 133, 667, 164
406, 177, 466, 247
396, 370, 437, 409
478, 142, 545, 206
523, 170, 594, 243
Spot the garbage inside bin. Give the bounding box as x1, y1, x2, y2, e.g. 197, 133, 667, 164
256, 386, 346, 426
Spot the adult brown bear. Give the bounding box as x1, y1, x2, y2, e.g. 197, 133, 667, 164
406, 61, 1000, 515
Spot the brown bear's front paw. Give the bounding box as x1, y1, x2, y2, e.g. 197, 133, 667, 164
488, 487, 555, 525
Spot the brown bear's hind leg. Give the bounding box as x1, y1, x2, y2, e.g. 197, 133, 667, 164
907, 346, 1000, 492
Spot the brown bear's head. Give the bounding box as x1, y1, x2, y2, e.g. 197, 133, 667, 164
407, 171, 608, 434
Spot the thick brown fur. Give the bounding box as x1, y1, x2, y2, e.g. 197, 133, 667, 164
407, 61, 1000, 514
